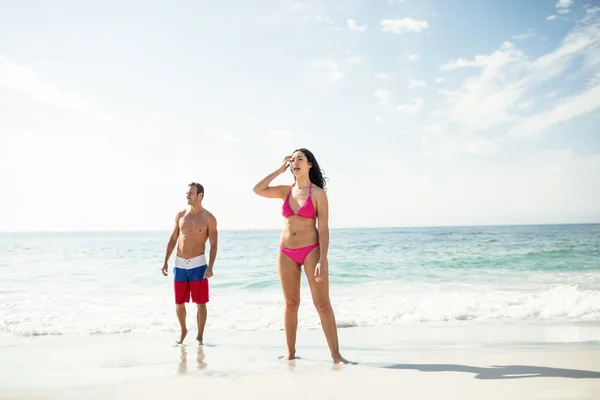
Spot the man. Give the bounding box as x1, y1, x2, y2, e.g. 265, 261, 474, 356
162, 182, 218, 345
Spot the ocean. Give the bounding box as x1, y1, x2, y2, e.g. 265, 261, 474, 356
1, 224, 599, 337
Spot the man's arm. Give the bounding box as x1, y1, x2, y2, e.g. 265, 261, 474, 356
162, 212, 181, 276
205, 214, 218, 278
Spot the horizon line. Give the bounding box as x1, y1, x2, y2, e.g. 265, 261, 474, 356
2, 221, 599, 234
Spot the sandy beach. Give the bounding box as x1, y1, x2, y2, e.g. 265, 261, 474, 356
1, 321, 599, 400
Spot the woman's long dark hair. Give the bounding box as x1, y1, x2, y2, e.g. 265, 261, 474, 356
292, 148, 327, 190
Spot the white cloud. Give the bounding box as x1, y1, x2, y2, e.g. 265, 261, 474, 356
556, 0, 573, 9
0, 54, 105, 119
373, 115, 383, 124
407, 54, 420, 62
513, 29, 536, 40
374, 89, 392, 106
558, 9, 571, 14
434, 77, 444, 83
529, 24, 600, 81
347, 18, 367, 32
587, 73, 600, 87
374, 72, 393, 80
346, 56, 362, 64
586, 7, 600, 21
293, 2, 307, 9
516, 100, 534, 110
380, 18, 429, 34
397, 98, 424, 114
311, 59, 344, 80
409, 79, 427, 89
547, 15, 558, 21
440, 41, 522, 71
437, 19, 600, 132
421, 125, 496, 162
507, 84, 600, 137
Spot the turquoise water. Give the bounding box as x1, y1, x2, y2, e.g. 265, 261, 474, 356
1, 224, 599, 336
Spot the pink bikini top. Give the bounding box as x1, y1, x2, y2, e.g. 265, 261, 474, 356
282, 183, 316, 219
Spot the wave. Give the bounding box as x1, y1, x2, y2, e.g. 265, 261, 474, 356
2, 284, 599, 337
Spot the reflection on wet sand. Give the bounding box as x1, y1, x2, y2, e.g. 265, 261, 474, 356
178, 344, 208, 374
196, 344, 207, 370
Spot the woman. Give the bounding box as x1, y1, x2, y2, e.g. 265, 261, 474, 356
253, 148, 348, 364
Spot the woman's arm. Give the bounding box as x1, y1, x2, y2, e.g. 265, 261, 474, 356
316, 192, 329, 261
315, 190, 329, 283
252, 156, 291, 199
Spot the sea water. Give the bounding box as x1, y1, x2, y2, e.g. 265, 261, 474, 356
1, 224, 599, 336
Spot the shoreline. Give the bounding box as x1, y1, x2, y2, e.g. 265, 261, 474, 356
1, 321, 600, 399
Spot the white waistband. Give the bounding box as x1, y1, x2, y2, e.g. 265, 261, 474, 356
175, 254, 207, 269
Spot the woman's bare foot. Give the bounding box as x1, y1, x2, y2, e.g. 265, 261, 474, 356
176, 329, 188, 345
196, 337, 203, 346
279, 350, 296, 360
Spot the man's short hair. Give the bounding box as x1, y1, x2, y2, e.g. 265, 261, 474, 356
188, 182, 204, 196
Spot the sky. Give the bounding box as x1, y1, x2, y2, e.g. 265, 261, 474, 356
0, 0, 599, 231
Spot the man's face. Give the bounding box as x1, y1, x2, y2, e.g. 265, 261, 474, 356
186, 186, 200, 205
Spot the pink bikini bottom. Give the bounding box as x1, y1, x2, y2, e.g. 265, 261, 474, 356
280, 243, 319, 265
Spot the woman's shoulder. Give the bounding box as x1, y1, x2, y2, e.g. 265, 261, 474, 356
311, 185, 327, 198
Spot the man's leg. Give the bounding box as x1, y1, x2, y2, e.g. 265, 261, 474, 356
189, 267, 209, 344
176, 304, 188, 344
196, 303, 207, 344
174, 266, 190, 344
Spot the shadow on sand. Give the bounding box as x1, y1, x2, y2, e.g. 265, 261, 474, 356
374, 363, 600, 380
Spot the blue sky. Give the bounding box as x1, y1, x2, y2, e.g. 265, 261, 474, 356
0, 0, 599, 231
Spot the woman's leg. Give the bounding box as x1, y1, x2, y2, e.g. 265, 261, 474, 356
303, 249, 348, 363
277, 251, 302, 360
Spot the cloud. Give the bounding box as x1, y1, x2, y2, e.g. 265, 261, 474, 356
397, 98, 424, 114
547, 15, 558, 20
421, 124, 497, 162
374, 89, 392, 106
556, 0, 573, 9
513, 29, 536, 40
347, 18, 367, 32
440, 41, 522, 71
380, 18, 429, 34
311, 59, 344, 80
293, 2, 307, 9
587, 73, 600, 87
346, 56, 362, 64
407, 54, 420, 62
409, 79, 427, 89
529, 23, 600, 81
434, 77, 444, 83
437, 18, 600, 132
373, 115, 383, 124
374, 73, 393, 80
516, 100, 534, 110
0, 54, 104, 119
507, 84, 600, 137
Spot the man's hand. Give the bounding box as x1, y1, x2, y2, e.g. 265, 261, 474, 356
314, 259, 328, 283
161, 262, 168, 276
204, 267, 214, 279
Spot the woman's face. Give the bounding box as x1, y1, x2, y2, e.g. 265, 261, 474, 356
290, 151, 311, 178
